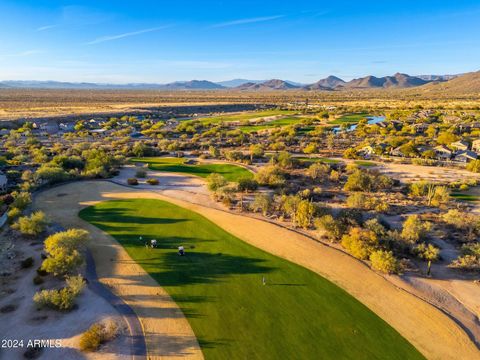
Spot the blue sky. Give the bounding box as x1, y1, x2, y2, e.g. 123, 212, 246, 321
0, 0, 479, 83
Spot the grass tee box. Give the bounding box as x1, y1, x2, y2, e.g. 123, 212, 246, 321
131, 157, 253, 181
80, 199, 424, 360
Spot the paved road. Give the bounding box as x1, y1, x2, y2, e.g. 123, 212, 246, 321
85, 250, 147, 360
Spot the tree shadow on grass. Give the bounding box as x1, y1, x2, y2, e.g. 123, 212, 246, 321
120, 235, 216, 250
81, 207, 189, 226
137, 251, 274, 287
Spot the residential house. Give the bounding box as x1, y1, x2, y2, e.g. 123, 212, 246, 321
88, 128, 109, 137
450, 140, 469, 151
471, 122, 480, 130
358, 145, 375, 158
443, 115, 461, 124
59, 123, 75, 132
412, 123, 429, 134
472, 139, 480, 153
454, 150, 478, 163
0, 171, 7, 192
434, 145, 452, 160
39, 122, 59, 135
390, 146, 404, 157
387, 120, 403, 130
457, 124, 471, 133
130, 132, 144, 138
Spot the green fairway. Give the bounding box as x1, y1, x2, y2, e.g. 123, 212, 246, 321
80, 199, 424, 360
191, 110, 296, 125
451, 192, 480, 202
297, 156, 341, 164
130, 157, 253, 181
329, 113, 371, 124
238, 116, 311, 133
354, 160, 377, 167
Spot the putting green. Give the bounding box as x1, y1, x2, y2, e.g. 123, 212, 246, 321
80, 199, 424, 360
130, 157, 253, 182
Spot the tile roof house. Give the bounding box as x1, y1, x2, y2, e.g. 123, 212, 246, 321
472, 139, 480, 153
0, 171, 7, 192
450, 140, 469, 151
454, 150, 478, 163
434, 145, 452, 159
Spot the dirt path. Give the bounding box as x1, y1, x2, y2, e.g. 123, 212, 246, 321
328, 156, 480, 184
34, 181, 479, 360
85, 250, 147, 360
34, 183, 204, 360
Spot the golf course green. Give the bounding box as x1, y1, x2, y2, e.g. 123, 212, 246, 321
329, 113, 371, 124
191, 109, 296, 125
238, 116, 310, 133
80, 199, 424, 360
130, 157, 253, 181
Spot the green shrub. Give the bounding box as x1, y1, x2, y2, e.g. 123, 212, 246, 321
401, 215, 431, 243
79, 323, 103, 351
449, 243, 480, 271
369, 250, 400, 274
135, 169, 147, 178
237, 178, 258, 192
146, 178, 159, 185
341, 227, 379, 260
33, 275, 44, 285
314, 215, 346, 241
459, 184, 469, 191
127, 178, 138, 185
342, 170, 393, 192
41, 229, 89, 276
466, 160, 480, 173
13, 211, 49, 236
34, 164, 69, 185
79, 321, 118, 352
254, 165, 285, 187
250, 193, 272, 216
21, 257, 34, 269
33, 275, 85, 311
307, 163, 330, 181
36, 267, 48, 276
206, 173, 227, 191
7, 207, 21, 222
11, 191, 31, 210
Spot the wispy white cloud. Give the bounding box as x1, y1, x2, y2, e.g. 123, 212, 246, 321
211, 15, 284, 28
36, 24, 59, 32
0, 50, 44, 61
86, 26, 171, 45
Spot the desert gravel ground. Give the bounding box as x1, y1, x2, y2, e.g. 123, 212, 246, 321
35, 180, 480, 360
34, 182, 204, 360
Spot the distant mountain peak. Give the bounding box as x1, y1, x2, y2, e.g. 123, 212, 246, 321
343, 73, 428, 89
235, 79, 300, 90
305, 75, 345, 90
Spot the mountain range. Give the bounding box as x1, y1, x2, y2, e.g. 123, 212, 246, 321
1, 72, 477, 92
339, 73, 429, 89
416, 71, 480, 94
